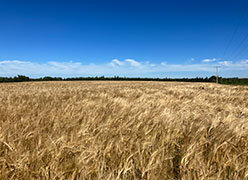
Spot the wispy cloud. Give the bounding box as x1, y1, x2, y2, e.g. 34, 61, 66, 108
0, 60, 26, 64
202, 58, 217, 63
109, 59, 141, 67
218, 61, 232, 66
110, 59, 124, 66
161, 62, 167, 66
125, 59, 141, 67
0, 58, 247, 78
217, 60, 248, 71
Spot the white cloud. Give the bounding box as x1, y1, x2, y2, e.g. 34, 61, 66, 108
0, 59, 248, 78
202, 58, 217, 63
0, 60, 26, 64
125, 59, 141, 67
240, 60, 248, 64
217, 60, 248, 71
109, 59, 141, 67
110, 59, 124, 66
218, 61, 232, 66
161, 62, 167, 66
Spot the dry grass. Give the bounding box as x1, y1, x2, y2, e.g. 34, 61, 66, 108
0, 81, 248, 179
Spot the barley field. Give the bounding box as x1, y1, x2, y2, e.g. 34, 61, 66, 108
0, 81, 248, 180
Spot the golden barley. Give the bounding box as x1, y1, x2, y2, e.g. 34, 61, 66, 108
0, 81, 247, 179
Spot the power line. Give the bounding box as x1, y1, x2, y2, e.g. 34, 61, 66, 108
228, 31, 248, 61
222, 6, 248, 61
230, 37, 248, 61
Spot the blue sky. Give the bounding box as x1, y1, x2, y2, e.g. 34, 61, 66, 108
0, 0, 248, 77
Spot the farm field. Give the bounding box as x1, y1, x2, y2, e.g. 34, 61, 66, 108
0, 81, 248, 179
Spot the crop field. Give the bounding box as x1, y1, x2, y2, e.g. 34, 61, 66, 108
0, 81, 248, 179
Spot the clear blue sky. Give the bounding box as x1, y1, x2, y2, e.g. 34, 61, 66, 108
0, 0, 248, 77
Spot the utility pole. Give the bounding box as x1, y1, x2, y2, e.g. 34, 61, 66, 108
215, 66, 221, 84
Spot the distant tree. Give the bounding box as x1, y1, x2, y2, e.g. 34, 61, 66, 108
13, 75, 30, 82
209, 76, 216, 82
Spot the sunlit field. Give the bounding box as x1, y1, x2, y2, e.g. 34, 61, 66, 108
0, 81, 248, 179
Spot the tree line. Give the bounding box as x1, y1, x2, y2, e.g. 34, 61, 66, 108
0, 75, 247, 85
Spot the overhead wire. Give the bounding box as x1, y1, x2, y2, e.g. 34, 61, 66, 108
221, 6, 248, 61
